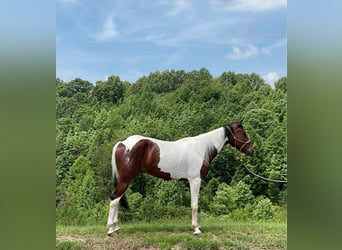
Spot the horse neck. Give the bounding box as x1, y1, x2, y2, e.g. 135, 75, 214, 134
196, 127, 227, 153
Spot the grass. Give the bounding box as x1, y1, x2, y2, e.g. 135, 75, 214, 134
56, 217, 286, 249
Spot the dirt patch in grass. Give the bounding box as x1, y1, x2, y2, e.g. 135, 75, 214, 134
56, 234, 160, 250
57, 235, 87, 243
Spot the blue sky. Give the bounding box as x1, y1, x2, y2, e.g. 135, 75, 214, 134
56, 0, 286, 86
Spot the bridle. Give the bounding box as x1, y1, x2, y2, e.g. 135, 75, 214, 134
225, 124, 287, 183
225, 125, 251, 152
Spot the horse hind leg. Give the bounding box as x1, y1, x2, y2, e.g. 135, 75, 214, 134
107, 197, 121, 236
107, 181, 130, 236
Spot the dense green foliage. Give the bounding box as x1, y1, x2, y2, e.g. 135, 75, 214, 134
56, 69, 287, 225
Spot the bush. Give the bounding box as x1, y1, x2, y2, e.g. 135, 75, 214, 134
251, 197, 274, 220
135, 194, 190, 221
155, 180, 187, 206
199, 178, 219, 212
208, 181, 284, 221
272, 205, 287, 222
210, 183, 235, 215
234, 181, 254, 209
229, 207, 251, 221
120, 190, 143, 221
210, 181, 255, 215
56, 200, 108, 226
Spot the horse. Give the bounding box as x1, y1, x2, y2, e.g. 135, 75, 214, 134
107, 120, 253, 236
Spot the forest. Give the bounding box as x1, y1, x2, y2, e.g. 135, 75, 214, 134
56, 68, 287, 225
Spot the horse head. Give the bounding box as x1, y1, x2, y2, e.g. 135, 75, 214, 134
225, 120, 254, 156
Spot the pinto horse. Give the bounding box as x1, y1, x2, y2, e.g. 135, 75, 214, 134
107, 120, 253, 235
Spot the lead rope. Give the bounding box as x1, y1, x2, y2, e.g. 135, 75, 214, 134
225, 125, 287, 183
240, 158, 287, 183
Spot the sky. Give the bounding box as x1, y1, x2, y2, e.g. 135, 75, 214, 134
56, 0, 287, 86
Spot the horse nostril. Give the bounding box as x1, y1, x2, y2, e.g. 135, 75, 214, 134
246, 149, 254, 156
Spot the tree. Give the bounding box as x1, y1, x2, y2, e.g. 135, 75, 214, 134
274, 77, 287, 93
70, 155, 90, 180
134, 70, 186, 94
248, 73, 265, 91
57, 78, 93, 98
56, 156, 97, 224
78, 169, 97, 209
92, 76, 125, 104
176, 68, 214, 103
218, 71, 237, 88
244, 108, 277, 139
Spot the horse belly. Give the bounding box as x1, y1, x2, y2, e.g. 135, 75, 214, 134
158, 148, 201, 180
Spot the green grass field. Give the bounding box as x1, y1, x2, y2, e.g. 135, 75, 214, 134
56, 217, 286, 250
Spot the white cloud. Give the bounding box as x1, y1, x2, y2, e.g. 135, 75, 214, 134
261, 47, 271, 55
262, 39, 287, 55
226, 45, 258, 60
91, 15, 119, 41
161, 0, 192, 16
150, 19, 237, 46
262, 72, 280, 87
211, 0, 286, 12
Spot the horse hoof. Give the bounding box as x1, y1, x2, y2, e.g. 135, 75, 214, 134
107, 226, 120, 237
107, 230, 120, 237
107, 232, 115, 237
193, 227, 202, 235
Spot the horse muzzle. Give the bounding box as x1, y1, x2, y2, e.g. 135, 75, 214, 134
245, 148, 254, 156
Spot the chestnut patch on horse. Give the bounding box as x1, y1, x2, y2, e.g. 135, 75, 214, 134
116, 139, 171, 183
200, 145, 218, 179
136, 139, 172, 180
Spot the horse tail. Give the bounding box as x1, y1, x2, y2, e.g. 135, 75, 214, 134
112, 142, 129, 210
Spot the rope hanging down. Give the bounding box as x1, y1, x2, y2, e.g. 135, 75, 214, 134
240, 158, 287, 183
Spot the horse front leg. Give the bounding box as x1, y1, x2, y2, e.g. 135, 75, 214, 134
189, 177, 202, 235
